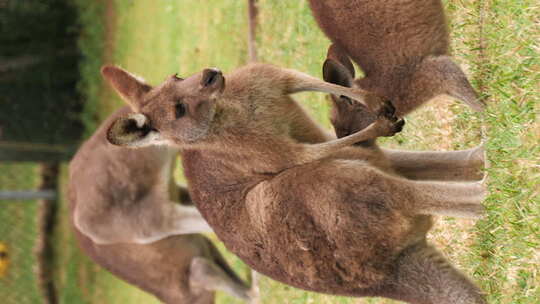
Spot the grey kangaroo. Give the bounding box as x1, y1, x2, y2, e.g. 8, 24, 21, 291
68, 106, 258, 303
103, 63, 487, 304
324, 45, 485, 181
309, 0, 486, 117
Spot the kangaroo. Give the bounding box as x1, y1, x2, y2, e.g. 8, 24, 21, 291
324, 44, 486, 181
103, 63, 486, 303
68, 106, 258, 303
309, 0, 486, 117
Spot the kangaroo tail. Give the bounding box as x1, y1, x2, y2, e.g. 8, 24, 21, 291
381, 241, 486, 304
412, 55, 486, 113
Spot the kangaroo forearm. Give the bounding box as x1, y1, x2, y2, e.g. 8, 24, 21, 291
282, 67, 379, 113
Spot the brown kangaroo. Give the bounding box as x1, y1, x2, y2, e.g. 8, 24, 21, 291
68, 106, 258, 303
309, 0, 486, 117
103, 63, 486, 303
324, 45, 486, 181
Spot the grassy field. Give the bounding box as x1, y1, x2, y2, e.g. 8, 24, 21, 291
0, 163, 42, 304
49, 0, 539, 303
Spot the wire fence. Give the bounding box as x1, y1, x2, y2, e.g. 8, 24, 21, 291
0, 0, 82, 303
0, 163, 43, 304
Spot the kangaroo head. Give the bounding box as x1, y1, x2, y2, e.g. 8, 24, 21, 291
102, 65, 225, 147
323, 44, 378, 138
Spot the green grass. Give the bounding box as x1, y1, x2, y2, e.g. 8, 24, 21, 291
75, 0, 108, 137
53, 0, 540, 303
456, 2, 540, 303
0, 163, 42, 304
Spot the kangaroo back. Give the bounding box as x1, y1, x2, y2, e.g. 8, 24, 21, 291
309, 0, 449, 76
309, 0, 485, 115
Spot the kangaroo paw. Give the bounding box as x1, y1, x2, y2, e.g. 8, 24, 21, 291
376, 100, 405, 137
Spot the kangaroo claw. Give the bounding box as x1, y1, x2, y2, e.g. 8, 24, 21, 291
393, 118, 406, 134
379, 99, 397, 119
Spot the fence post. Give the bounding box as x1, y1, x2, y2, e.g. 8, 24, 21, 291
34, 162, 59, 304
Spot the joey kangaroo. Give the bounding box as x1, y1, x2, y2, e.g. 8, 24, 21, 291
103, 63, 486, 303
324, 45, 486, 181
309, 0, 486, 117
68, 106, 257, 303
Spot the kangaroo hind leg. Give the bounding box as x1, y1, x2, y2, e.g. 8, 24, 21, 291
190, 257, 257, 303
405, 179, 487, 219
384, 242, 486, 304
383, 144, 486, 181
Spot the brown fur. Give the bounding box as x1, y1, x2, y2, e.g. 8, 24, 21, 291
104, 63, 486, 303
324, 45, 485, 182
68, 107, 255, 303
309, 0, 486, 116
324, 44, 380, 148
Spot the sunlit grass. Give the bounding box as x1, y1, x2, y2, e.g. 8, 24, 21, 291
0, 163, 41, 304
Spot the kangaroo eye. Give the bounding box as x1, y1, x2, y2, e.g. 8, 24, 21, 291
175, 103, 186, 119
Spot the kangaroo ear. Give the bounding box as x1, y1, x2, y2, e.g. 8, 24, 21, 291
200, 68, 225, 97
324, 44, 355, 82
106, 113, 160, 147
323, 58, 355, 88
101, 65, 152, 111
